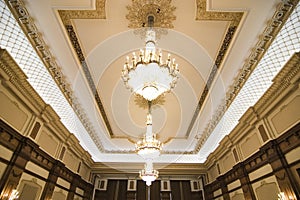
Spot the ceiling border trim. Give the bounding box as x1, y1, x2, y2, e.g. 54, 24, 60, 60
65, 25, 114, 137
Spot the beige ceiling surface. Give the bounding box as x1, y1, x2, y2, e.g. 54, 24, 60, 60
22, 0, 281, 162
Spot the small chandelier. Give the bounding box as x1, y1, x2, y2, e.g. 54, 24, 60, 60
122, 16, 179, 101
136, 134, 162, 159
135, 101, 163, 160
139, 161, 159, 186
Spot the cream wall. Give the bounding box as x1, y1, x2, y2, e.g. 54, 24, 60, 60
205, 53, 300, 200
0, 50, 94, 183
206, 61, 300, 180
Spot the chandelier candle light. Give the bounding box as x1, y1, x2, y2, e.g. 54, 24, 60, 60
121, 17, 179, 101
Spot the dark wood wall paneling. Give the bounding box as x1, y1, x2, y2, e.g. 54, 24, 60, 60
204, 122, 300, 200
0, 119, 94, 200
95, 180, 203, 200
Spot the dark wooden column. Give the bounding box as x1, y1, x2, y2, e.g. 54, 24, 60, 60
218, 176, 230, 200
161, 191, 171, 200
126, 191, 136, 200
263, 139, 300, 199
82, 180, 94, 200
0, 137, 33, 199
236, 163, 256, 200
67, 174, 80, 200
204, 180, 219, 200
40, 161, 62, 200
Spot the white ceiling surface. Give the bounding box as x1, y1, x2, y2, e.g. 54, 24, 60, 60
22, 0, 280, 163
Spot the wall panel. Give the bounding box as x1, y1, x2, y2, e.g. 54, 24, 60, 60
0, 92, 28, 132
240, 132, 261, 158
37, 130, 59, 157
270, 95, 300, 134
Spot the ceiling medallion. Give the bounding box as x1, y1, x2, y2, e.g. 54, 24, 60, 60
126, 0, 176, 29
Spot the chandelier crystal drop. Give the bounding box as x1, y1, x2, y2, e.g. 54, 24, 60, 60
121, 28, 179, 101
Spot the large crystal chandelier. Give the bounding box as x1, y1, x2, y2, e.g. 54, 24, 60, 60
121, 16, 179, 101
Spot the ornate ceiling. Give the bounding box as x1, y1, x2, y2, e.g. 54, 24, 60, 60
2, 0, 298, 163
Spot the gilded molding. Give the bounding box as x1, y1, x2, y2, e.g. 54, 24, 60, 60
58, 0, 106, 25
56, 0, 243, 154
65, 26, 113, 137
186, 26, 237, 138
196, 0, 243, 26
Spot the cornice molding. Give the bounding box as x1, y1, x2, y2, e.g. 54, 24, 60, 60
0, 48, 45, 115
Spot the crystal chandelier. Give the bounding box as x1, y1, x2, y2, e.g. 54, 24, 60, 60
135, 101, 162, 186
139, 160, 159, 186
122, 14, 178, 186
121, 16, 179, 101
135, 101, 163, 160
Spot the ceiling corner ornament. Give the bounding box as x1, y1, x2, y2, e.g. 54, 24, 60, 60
58, 0, 106, 25
196, 0, 243, 26
126, 0, 176, 29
